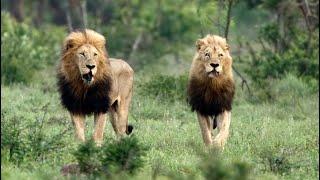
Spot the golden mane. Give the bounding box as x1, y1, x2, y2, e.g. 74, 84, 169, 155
197, 34, 230, 51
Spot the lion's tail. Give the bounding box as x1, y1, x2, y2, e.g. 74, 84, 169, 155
126, 124, 133, 135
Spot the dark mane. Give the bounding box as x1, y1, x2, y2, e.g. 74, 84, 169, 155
57, 74, 112, 115
187, 77, 235, 116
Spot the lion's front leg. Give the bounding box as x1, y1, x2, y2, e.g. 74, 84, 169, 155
93, 113, 107, 146
213, 111, 231, 149
70, 113, 86, 142
197, 112, 213, 146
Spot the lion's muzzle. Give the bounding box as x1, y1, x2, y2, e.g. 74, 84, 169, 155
82, 71, 93, 84
207, 63, 222, 77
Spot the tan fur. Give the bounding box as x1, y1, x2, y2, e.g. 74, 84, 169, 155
188, 34, 235, 148
57, 29, 134, 145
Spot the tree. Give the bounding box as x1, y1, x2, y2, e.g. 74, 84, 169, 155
9, 0, 24, 22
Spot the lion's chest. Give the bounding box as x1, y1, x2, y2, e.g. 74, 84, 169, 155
187, 80, 235, 116
58, 77, 112, 115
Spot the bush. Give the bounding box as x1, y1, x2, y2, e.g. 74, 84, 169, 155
139, 74, 188, 102
1, 103, 71, 166
199, 149, 251, 180
73, 140, 102, 175
1, 12, 64, 84
250, 73, 317, 103
73, 136, 148, 177
246, 12, 319, 97
259, 149, 292, 175
102, 136, 148, 175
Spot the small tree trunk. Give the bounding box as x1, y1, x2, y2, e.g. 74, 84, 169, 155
34, 0, 45, 27
79, 0, 87, 29
224, 0, 233, 40
10, 0, 24, 22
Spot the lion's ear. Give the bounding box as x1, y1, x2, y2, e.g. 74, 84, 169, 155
196, 39, 205, 51
64, 39, 75, 51
224, 44, 230, 51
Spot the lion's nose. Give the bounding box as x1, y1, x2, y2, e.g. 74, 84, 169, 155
210, 63, 219, 68
86, 65, 95, 70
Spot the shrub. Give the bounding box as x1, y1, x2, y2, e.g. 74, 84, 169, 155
139, 74, 188, 102
250, 73, 317, 103
72, 136, 148, 177
199, 149, 251, 180
73, 140, 102, 175
259, 149, 292, 175
246, 13, 319, 97
102, 136, 148, 175
1, 103, 71, 166
1, 12, 64, 84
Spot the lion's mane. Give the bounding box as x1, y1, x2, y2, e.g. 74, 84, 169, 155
57, 29, 112, 115
187, 77, 235, 116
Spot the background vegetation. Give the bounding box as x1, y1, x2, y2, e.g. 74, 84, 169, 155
1, 0, 319, 179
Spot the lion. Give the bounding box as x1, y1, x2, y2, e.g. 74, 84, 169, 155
57, 29, 134, 146
187, 34, 235, 148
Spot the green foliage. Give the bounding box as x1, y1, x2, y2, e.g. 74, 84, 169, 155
73, 136, 148, 176
102, 136, 148, 175
250, 73, 317, 103
92, 0, 203, 69
73, 140, 102, 175
245, 1, 319, 94
247, 33, 319, 86
200, 149, 251, 180
259, 149, 292, 175
139, 74, 188, 102
1, 103, 70, 166
1, 12, 64, 84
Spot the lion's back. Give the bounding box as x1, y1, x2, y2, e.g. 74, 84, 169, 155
109, 58, 134, 77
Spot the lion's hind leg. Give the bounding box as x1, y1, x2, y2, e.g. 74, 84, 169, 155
109, 76, 133, 137
109, 97, 132, 137
109, 65, 134, 137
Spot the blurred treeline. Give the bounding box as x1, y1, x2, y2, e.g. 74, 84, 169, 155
1, 0, 319, 96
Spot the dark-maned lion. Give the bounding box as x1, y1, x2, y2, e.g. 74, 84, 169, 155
187, 35, 235, 148
57, 29, 134, 145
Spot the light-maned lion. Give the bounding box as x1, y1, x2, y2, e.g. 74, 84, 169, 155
187, 35, 235, 148
57, 29, 134, 145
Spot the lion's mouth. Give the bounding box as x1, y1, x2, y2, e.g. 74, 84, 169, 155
82, 71, 94, 84
208, 70, 219, 77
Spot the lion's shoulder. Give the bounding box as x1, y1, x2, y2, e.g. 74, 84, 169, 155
110, 58, 134, 75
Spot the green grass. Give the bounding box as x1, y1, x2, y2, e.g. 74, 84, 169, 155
1, 68, 319, 180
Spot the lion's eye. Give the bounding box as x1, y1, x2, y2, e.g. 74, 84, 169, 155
94, 53, 98, 56
218, 53, 223, 57
80, 52, 85, 56
205, 52, 210, 58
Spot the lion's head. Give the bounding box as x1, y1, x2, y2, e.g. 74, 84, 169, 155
59, 29, 110, 85
191, 35, 233, 80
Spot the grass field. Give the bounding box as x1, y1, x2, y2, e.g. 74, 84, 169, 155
1, 64, 319, 180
